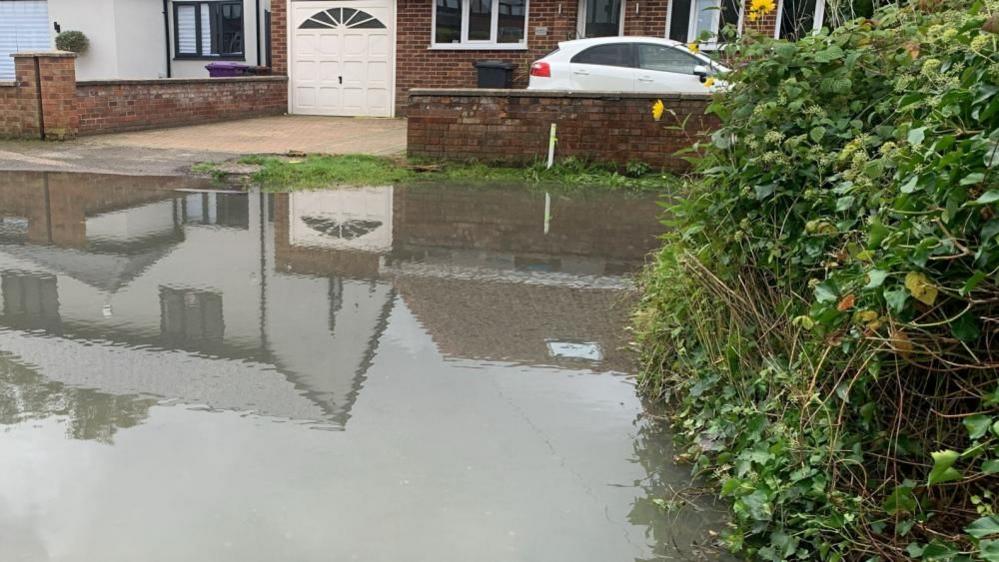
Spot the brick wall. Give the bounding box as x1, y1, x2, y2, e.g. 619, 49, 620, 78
0, 52, 289, 139
624, 0, 670, 36
270, 0, 288, 76
76, 77, 287, 134
0, 82, 26, 138
408, 89, 717, 170
395, 0, 573, 114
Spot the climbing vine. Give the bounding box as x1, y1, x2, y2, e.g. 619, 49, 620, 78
635, 0, 999, 559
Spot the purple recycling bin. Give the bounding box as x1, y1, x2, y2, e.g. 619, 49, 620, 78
205, 62, 248, 77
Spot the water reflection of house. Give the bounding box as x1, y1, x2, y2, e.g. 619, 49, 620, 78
0, 173, 394, 430
0, 176, 662, 439
275, 185, 661, 371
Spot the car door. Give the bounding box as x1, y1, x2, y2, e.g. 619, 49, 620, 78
568, 43, 636, 92
634, 43, 706, 94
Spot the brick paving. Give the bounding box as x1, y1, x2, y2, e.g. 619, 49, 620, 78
89, 115, 408, 156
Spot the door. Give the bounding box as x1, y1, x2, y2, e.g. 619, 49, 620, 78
577, 0, 622, 38
0, 0, 51, 80
291, 1, 394, 117
568, 43, 635, 92
634, 43, 705, 94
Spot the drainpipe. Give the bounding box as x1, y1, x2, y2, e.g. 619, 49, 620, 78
255, 0, 262, 66
162, 0, 172, 77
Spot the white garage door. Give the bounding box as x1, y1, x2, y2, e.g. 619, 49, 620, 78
0, 0, 51, 80
291, 1, 394, 117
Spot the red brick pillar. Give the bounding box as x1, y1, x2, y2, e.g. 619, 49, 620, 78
271, 0, 287, 75
10, 55, 41, 139
13, 52, 79, 140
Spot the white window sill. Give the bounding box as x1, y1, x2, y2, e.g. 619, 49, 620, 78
429, 43, 528, 51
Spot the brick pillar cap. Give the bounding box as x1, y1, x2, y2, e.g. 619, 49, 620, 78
12, 51, 78, 59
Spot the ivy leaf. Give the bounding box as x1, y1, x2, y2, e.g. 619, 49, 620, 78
927, 450, 963, 486
755, 183, 776, 200
961, 172, 986, 186
865, 269, 888, 289
836, 195, 856, 212
905, 272, 938, 306
883, 485, 916, 515
900, 175, 920, 193
963, 414, 992, 439
916, 540, 959, 560
982, 540, 999, 562
952, 313, 981, 343
966, 516, 999, 539
814, 282, 838, 304
738, 489, 773, 521
962, 271, 987, 296
983, 459, 999, 474
969, 190, 999, 206
908, 127, 927, 147
884, 288, 909, 314
810, 126, 827, 143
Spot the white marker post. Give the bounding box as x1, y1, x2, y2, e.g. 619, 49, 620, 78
547, 123, 557, 169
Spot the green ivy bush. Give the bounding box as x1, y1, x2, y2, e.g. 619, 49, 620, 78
55, 31, 89, 54
634, 0, 999, 560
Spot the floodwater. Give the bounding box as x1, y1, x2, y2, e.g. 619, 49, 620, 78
0, 172, 728, 562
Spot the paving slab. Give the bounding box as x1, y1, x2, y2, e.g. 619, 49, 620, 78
91, 115, 407, 156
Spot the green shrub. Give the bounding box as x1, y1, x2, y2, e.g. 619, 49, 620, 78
635, 1, 999, 560
55, 31, 89, 54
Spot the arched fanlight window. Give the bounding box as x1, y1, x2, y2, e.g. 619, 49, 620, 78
300, 8, 387, 29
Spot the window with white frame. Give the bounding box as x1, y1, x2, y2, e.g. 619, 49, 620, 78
433, 0, 528, 48
667, 0, 741, 46
577, 0, 623, 38
174, 1, 244, 59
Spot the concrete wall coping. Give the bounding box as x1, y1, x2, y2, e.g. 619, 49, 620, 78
76, 76, 288, 87
12, 51, 77, 59
407, 88, 713, 101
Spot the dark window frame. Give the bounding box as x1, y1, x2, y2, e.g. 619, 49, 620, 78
173, 1, 246, 61
569, 42, 636, 68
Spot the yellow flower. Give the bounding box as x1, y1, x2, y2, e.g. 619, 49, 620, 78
687, 42, 699, 53
703, 77, 716, 88
652, 99, 665, 121
747, 0, 775, 21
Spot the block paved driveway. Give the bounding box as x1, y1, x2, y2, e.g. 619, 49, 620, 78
91, 115, 407, 156
0, 116, 407, 176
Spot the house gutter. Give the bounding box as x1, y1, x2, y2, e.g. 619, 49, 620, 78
162, 0, 172, 78
255, 0, 262, 66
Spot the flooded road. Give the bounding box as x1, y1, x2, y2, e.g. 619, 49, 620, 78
0, 172, 727, 562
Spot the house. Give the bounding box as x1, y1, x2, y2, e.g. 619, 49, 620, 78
275, 0, 826, 117
0, 0, 272, 80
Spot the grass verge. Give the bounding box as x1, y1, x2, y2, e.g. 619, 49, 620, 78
196, 153, 678, 192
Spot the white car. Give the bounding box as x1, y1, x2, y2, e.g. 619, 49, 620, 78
527, 36, 729, 94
